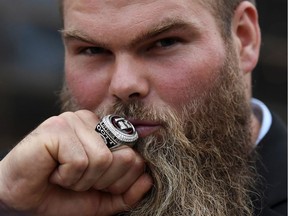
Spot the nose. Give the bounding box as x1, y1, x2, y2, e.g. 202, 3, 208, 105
109, 54, 149, 102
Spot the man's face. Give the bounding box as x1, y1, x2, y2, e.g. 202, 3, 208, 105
61, 1, 256, 215
62, 0, 229, 120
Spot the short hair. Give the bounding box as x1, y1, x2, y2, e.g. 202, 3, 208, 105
203, 0, 256, 38
59, 0, 256, 38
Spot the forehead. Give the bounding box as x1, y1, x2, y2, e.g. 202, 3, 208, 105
62, 0, 219, 47
63, 0, 212, 24
63, 0, 203, 11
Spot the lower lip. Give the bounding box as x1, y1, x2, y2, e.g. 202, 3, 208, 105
135, 125, 161, 138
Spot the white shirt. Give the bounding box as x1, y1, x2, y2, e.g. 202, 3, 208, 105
251, 98, 272, 145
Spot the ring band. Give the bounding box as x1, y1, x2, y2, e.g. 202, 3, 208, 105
95, 115, 139, 150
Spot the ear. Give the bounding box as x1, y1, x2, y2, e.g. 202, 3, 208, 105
232, 2, 261, 74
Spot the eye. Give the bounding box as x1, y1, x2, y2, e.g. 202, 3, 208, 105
80, 47, 111, 56
154, 38, 180, 48
146, 37, 183, 53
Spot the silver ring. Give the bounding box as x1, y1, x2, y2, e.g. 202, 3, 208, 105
95, 115, 139, 150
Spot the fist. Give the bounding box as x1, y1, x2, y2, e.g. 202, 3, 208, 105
0, 110, 152, 216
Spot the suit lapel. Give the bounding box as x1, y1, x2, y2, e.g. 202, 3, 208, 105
254, 114, 287, 215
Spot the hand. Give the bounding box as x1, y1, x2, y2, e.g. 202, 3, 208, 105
0, 110, 152, 216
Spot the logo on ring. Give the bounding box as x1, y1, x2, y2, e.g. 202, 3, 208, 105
111, 116, 134, 134
96, 115, 138, 150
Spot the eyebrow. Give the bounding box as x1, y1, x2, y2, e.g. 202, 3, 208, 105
60, 18, 198, 50
60, 29, 110, 49
129, 18, 196, 48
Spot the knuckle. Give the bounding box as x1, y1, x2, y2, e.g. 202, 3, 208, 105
93, 182, 106, 191
95, 149, 113, 169
73, 155, 89, 171
59, 111, 75, 118
118, 148, 136, 166
40, 112, 77, 133
59, 177, 75, 188
75, 110, 100, 124
38, 116, 72, 141
71, 184, 90, 192
41, 116, 68, 130
57, 158, 88, 188
75, 109, 94, 118
53, 171, 78, 188
57, 111, 77, 124
108, 183, 125, 195
75, 109, 89, 115
134, 156, 145, 170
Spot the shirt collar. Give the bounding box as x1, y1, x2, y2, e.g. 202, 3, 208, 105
251, 98, 272, 145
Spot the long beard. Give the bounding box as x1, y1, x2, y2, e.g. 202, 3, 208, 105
60, 46, 257, 216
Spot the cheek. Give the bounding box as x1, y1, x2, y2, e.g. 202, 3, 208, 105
153, 52, 224, 109
65, 69, 108, 109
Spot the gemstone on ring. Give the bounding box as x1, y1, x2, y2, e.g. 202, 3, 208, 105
95, 115, 139, 150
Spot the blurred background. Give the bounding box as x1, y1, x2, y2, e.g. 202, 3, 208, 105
0, 0, 287, 152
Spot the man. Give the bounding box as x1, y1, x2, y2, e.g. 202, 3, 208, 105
0, 0, 286, 215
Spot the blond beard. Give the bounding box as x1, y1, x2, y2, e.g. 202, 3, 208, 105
60, 46, 257, 216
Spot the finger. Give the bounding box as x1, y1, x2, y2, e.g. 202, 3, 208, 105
0, 113, 98, 209
105, 152, 146, 195
45, 115, 90, 188
59, 111, 113, 191
74, 110, 100, 130
122, 173, 153, 206
99, 173, 153, 215
93, 147, 138, 191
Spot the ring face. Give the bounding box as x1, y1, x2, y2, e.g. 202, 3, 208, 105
95, 115, 138, 149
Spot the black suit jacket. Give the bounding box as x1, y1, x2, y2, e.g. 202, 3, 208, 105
254, 114, 287, 216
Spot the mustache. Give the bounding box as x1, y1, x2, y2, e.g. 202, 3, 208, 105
96, 99, 184, 130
